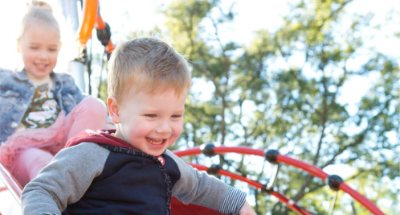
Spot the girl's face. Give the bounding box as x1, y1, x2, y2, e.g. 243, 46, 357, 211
18, 23, 61, 84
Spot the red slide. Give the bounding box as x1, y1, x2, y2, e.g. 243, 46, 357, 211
0, 161, 227, 215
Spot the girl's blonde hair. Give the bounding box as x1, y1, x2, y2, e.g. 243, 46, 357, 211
18, 6, 60, 40
108, 37, 191, 102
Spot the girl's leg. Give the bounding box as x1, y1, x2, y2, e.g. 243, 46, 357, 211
13, 148, 53, 187
63, 96, 107, 140
8, 96, 106, 186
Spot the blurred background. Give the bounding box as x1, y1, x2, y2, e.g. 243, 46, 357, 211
0, 0, 399, 214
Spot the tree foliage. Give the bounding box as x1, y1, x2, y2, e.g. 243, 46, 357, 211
136, 0, 399, 214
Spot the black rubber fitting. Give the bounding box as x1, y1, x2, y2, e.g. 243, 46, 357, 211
207, 164, 220, 175
327, 174, 343, 191
201, 143, 215, 157
261, 185, 273, 195
264, 149, 279, 164
96, 23, 111, 46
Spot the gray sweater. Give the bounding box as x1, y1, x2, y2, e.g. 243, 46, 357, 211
21, 142, 247, 215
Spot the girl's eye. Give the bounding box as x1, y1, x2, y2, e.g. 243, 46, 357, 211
29, 47, 38, 50
145, 114, 157, 118
49, 49, 57, 52
172, 115, 182, 118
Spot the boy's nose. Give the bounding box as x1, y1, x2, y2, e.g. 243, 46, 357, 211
155, 121, 172, 134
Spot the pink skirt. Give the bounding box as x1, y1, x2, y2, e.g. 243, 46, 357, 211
0, 111, 67, 173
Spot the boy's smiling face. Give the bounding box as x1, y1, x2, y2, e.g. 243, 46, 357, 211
108, 88, 187, 156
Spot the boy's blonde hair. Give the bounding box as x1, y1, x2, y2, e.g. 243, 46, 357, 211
108, 38, 191, 102
18, 7, 60, 40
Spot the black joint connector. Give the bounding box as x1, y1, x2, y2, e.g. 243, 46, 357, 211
265, 149, 279, 164
207, 164, 220, 175
261, 185, 273, 195
327, 175, 343, 191
96, 23, 111, 47
201, 143, 215, 157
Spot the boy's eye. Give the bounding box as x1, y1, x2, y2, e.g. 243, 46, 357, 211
172, 115, 182, 118
29, 47, 38, 50
145, 114, 157, 118
49, 49, 57, 52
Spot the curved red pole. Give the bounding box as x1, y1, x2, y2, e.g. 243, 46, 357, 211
173, 146, 386, 215
173, 146, 265, 157
276, 154, 329, 180
339, 183, 384, 215
189, 163, 262, 188
188, 163, 311, 215
276, 154, 384, 215
173, 147, 202, 157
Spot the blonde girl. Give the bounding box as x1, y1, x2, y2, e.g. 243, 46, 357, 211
0, 6, 107, 187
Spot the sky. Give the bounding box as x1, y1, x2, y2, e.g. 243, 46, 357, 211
0, 0, 399, 194
1, 0, 399, 69
0, 0, 292, 70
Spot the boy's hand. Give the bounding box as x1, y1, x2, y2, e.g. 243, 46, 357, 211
238, 201, 256, 215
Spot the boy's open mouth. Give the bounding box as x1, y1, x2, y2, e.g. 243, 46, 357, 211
146, 137, 165, 145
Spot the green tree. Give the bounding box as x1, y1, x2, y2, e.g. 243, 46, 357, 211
151, 0, 399, 214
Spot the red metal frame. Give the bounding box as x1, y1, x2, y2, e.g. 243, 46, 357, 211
188, 163, 311, 215
173, 146, 385, 215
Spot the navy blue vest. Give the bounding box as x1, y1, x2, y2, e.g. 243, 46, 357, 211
62, 144, 181, 215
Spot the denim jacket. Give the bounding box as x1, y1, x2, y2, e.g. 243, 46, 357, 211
0, 68, 85, 144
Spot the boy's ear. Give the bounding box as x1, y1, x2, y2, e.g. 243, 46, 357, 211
107, 96, 121, 124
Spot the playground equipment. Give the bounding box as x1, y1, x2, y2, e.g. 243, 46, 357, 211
0, 1, 386, 214
60, 0, 114, 94
0, 144, 386, 215
172, 144, 386, 215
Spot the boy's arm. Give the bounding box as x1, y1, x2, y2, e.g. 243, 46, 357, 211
165, 150, 247, 215
21, 143, 109, 215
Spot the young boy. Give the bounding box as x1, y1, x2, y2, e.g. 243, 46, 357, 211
21, 38, 256, 215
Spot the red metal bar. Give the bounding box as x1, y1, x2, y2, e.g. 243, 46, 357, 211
187, 163, 311, 215
173, 147, 202, 157
214, 146, 264, 156
339, 183, 385, 215
173, 146, 264, 157
174, 146, 386, 215
189, 163, 262, 188
276, 154, 329, 180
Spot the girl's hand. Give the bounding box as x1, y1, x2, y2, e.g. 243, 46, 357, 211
238, 201, 256, 215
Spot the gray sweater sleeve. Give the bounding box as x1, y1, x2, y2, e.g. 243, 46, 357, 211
21, 143, 109, 215
165, 150, 247, 215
